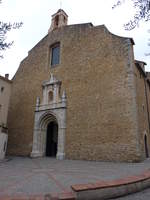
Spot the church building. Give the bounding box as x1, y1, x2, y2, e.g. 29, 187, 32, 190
7, 9, 150, 162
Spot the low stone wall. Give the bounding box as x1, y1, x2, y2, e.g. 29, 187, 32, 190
71, 169, 150, 200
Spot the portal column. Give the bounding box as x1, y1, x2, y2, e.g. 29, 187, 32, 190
31, 129, 43, 157
57, 127, 66, 160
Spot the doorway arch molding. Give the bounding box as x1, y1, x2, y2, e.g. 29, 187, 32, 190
31, 74, 67, 160
39, 111, 59, 129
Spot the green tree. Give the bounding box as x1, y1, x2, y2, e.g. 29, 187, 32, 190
113, 0, 150, 30
0, 0, 23, 58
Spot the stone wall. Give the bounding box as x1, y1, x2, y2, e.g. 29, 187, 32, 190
7, 24, 144, 161
133, 63, 150, 160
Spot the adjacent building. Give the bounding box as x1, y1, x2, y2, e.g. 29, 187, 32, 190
0, 74, 12, 159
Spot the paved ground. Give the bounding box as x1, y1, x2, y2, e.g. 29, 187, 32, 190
113, 188, 150, 200
1, 157, 150, 197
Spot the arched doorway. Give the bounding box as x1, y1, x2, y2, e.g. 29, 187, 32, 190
46, 121, 58, 157
144, 135, 149, 158
31, 74, 66, 160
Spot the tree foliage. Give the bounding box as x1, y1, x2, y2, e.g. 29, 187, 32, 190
113, 0, 150, 30
0, 0, 23, 58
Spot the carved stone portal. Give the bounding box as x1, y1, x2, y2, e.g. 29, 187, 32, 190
31, 74, 67, 160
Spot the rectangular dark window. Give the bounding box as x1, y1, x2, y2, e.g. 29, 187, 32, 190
51, 44, 60, 66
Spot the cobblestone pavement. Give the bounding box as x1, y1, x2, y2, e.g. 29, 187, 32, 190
0, 157, 150, 197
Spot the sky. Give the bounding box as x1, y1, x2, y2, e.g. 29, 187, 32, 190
0, 0, 150, 78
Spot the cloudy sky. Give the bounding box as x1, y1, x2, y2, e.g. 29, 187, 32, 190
0, 0, 150, 78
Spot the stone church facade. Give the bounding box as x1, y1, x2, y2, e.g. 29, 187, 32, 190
7, 9, 150, 162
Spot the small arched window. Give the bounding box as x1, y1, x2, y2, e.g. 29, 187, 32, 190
55, 15, 59, 26
1, 87, 4, 93
48, 91, 53, 102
